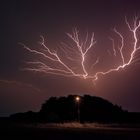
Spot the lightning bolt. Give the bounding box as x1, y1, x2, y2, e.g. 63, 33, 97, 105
20, 28, 96, 79
20, 17, 140, 84
66, 29, 96, 79
92, 17, 140, 83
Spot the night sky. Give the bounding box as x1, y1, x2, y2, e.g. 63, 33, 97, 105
1, 0, 140, 116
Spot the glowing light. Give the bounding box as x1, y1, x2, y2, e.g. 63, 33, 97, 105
75, 96, 80, 102
20, 17, 140, 84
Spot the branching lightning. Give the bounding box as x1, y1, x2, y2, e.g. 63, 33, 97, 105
20, 17, 140, 84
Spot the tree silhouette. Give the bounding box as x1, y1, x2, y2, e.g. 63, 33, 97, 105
11, 94, 140, 123
38, 95, 125, 123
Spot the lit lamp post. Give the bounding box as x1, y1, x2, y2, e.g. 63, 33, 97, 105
75, 96, 80, 123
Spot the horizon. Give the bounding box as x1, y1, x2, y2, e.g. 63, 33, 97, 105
1, 93, 140, 117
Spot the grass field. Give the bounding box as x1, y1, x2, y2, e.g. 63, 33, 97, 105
0, 122, 140, 140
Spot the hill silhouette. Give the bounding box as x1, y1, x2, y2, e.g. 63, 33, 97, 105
38, 95, 125, 123
10, 94, 132, 123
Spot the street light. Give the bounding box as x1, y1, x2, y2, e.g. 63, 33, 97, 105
76, 96, 80, 102
75, 96, 80, 123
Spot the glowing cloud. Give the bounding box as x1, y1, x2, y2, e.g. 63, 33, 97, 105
0, 79, 41, 92
20, 17, 140, 84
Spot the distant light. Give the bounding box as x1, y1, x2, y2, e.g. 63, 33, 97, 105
75, 96, 80, 102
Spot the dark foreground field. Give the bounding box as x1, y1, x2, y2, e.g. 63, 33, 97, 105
1, 121, 140, 140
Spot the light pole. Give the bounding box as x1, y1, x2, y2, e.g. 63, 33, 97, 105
75, 96, 80, 123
